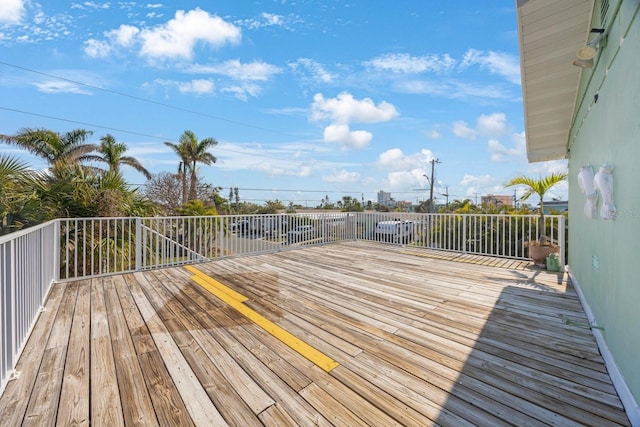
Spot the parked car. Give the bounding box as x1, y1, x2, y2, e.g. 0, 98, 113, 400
286, 225, 315, 244
374, 220, 414, 244
232, 220, 251, 234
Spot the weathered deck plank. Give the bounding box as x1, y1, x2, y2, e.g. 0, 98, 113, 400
90, 278, 125, 427
57, 279, 90, 427
0, 242, 631, 426
0, 282, 66, 427
22, 281, 78, 427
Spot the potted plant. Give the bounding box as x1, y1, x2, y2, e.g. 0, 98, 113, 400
505, 172, 567, 267
524, 239, 560, 267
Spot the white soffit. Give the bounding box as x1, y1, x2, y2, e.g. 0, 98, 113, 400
516, 0, 594, 162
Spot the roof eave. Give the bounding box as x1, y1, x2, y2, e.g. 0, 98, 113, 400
516, 0, 595, 163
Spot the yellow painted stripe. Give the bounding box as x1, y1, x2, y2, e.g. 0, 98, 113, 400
184, 265, 248, 302
186, 267, 339, 372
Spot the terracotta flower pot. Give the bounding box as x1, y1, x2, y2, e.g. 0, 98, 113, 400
528, 244, 559, 267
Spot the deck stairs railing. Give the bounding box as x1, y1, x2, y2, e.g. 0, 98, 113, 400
0, 212, 564, 394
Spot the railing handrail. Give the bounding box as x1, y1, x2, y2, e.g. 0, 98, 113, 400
0, 219, 59, 244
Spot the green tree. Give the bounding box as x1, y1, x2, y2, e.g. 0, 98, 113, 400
165, 130, 218, 203
260, 199, 285, 214
177, 199, 218, 216
210, 193, 231, 215
339, 196, 364, 212
504, 172, 567, 241
0, 128, 96, 171
164, 140, 189, 205
441, 199, 479, 214
35, 163, 98, 219
0, 155, 45, 234
90, 134, 151, 179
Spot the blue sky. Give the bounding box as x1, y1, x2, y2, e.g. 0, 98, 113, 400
0, 0, 567, 207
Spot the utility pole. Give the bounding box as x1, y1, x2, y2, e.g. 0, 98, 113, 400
442, 186, 449, 207
423, 158, 441, 212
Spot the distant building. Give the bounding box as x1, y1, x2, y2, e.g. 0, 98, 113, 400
481, 194, 513, 208
377, 191, 394, 208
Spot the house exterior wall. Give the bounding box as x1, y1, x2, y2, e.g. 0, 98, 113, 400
567, 0, 640, 409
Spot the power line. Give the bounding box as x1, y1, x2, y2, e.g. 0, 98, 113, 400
0, 106, 304, 164
0, 60, 298, 138
0, 106, 164, 140
131, 183, 376, 196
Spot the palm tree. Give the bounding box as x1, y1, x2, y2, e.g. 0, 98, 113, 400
0, 155, 42, 234
164, 130, 218, 204
89, 134, 151, 179
164, 141, 190, 205
504, 172, 567, 242
0, 128, 95, 170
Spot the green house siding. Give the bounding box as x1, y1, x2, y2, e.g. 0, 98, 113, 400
568, 0, 640, 408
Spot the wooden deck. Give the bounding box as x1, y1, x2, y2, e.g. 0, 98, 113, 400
0, 241, 630, 426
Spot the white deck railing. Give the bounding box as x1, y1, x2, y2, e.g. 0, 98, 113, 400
0, 212, 564, 394
0, 220, 58, 394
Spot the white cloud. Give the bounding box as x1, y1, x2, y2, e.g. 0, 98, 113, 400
477, 112, 507, 137
0, 0, 25, 24
526, 160, 568, 177
251, 162, 287, 176
488, 131, 527, 162
377, 148, 434, 172
460, 49, 521, 85
190, 59, 281, 81
153, 78, 215, 95
364, 53, 456, 74
238, 12, 299, 30
261, 12, 282, 25
488, 139, 520, 162
452, 120, 477, 139
453, 112, 508, 140
33, 80, 92, 95
396, 79, 513, 100
253, 162, 314, 178
311, 92, 398, 150
220, 83, 261, 101
311, 92, 398, 124
298, 166, 312, 177
459, 174, 501, 197
71, 2, 110, 10
322, 169, 361, 183
323, 124, 372, 150
386, 169, 430, 192
84, 25, 141, 58
109, 24, 140, 47
139, 9, 240, 60
425, 128, 441, 139
83, 39, 112, 58
289, 58, 335, 83
135, 8, 241, 60
178, 79, 214, 94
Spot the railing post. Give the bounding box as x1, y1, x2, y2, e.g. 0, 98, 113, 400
220, 216, 225, 259
53, 219, 60, 282
9, 238, 16, 373
462, 215, 467, 254
559, 215, 566, 268
135, 217, 142, 271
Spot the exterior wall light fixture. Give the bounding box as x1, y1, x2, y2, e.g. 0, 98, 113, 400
572, 28, 605, 68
